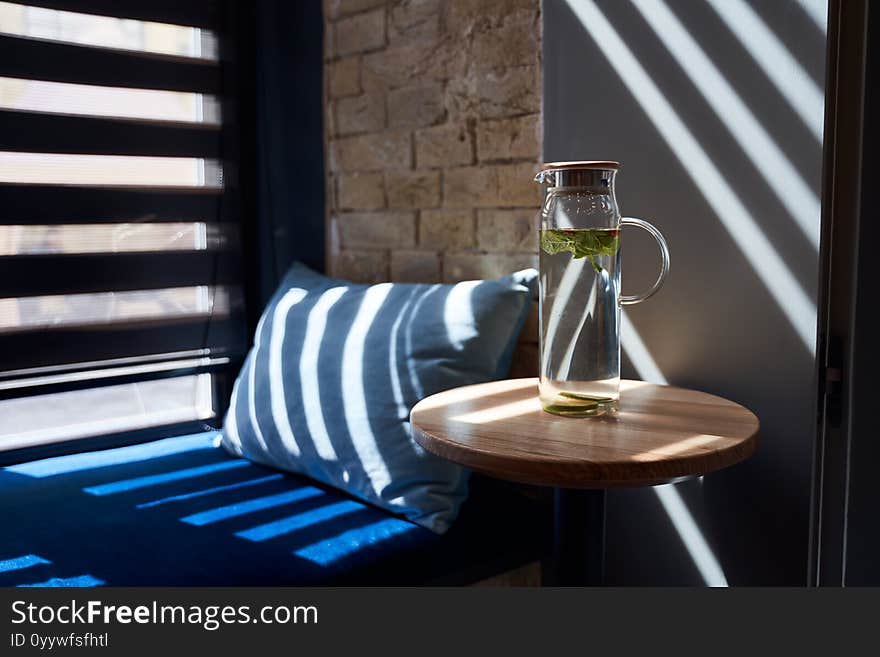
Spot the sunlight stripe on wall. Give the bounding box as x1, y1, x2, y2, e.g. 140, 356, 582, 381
630, 0, 821, 246
706, 0, 824, 140
620, 311, 729, 587
565, 0, 817, 353
794, 0, 828, 32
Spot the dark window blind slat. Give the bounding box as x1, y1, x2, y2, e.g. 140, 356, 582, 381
0, 183, 221, 224
0, 34, 220, 93
0, 109, 220, 158
0, 251, 238, 297
3, 0, 221, 30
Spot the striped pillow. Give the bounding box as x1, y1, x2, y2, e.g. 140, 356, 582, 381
221, 263, 537, 533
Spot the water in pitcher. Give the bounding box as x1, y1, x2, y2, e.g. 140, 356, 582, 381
539, 227, 621, 416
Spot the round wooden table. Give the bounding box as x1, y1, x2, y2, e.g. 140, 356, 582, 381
410, 378, 759, 585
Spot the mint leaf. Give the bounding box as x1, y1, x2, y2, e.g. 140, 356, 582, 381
540, 229, 619, 272
539, 230, 576, 255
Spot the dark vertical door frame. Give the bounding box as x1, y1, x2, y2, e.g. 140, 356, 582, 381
809, 0, 877, 586
224, 0, 260, 341
215, 0, 326, 415
214, 0, 255, 419
232, 0, 326, 340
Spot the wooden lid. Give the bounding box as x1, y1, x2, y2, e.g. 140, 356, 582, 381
411, 378, 759, 488
540, 160, 620, 171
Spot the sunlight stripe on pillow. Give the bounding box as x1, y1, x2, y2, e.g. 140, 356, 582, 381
269, 287, 309, 458
299, 287, 348, 461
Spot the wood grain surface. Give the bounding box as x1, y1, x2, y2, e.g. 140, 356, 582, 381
411, 378, 759, 488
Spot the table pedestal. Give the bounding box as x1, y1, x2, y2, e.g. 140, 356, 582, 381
545, 488, 606, 586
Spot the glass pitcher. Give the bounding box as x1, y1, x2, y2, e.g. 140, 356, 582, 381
535, 161, 669, 416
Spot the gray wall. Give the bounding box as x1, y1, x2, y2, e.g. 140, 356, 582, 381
543, 0, 826, 584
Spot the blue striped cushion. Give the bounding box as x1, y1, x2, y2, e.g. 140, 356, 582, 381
221, 263, 537, 533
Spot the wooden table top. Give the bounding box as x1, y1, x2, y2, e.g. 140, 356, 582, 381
411, 378, 759, 488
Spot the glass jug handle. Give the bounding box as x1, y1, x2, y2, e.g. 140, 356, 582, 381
619, 217, 670, 306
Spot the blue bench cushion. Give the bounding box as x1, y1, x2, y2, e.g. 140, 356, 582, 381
0, 433, 546, 586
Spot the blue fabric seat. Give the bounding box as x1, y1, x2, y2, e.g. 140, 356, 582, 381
0, 432, 547, 586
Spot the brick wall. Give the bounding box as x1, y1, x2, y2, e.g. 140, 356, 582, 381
324, 0, 543, 284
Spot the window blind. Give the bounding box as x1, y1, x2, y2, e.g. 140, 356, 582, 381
0, 0, 247, 453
